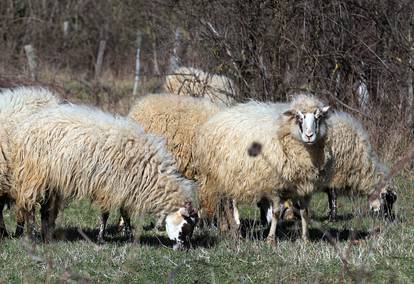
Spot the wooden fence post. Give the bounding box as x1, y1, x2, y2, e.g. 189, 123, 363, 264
133, 31, 143, 96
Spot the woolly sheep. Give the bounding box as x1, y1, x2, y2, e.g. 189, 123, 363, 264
10, 104, 198, 247
323, 110, 397, 220
0, 87, 60, 237
194, 95, 332, 244
259, 109, 397, 223
163, 67, 236, 106
129, 93, 222, 179
127, 93, 222, 230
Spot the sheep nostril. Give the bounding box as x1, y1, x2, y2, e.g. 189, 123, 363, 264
306, 133, 314, 139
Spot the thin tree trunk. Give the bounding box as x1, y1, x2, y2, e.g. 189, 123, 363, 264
63, 21, 69, 38
152, 39, 160, 76
168, 27, 182, 73
407, 16, 414, 126
24, 44, 37, 81
94, 40, 106, 80
133, 31, 143, 96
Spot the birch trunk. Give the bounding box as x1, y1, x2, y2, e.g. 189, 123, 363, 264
24, 44, 37, 81
133, 31, 143, 96
168, 27, 182, 73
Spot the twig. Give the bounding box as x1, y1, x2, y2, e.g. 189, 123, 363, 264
321, 89, 373, 120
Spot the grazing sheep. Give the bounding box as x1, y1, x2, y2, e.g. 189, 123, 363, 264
194, 95, 332, 244
127, 93, 222, 230
163, 67, 236, 106
323, 111, 397, 220
10, 104, 198, 247
0, 87, 60, 237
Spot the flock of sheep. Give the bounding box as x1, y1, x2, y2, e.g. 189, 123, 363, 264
0, 67, 397, 249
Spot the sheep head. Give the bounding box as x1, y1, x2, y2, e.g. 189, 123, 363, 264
369, 184, 397, 221
165, 201, 198, 250
283, 105, 331, 145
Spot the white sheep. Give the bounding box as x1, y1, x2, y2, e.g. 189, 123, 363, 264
0, 87, 60, 237
323, 110, 397, 220
194, 95, 332, 244
10, 103, 198, 247
129, 93, 222, 178
125, 93, 222, 230
258, 109, 397, 224
163, 67, 236, 106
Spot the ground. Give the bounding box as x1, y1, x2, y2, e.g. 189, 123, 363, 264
0, 176, 412, 283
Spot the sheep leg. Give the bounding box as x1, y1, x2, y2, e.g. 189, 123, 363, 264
119, 207, 133, 241
49, 193, 61, 233
14, 222, 25, 238
0, 196, 9, 238
40, 201, 51, 243
327, 188, 337, 221
97, 212, 109, 244
217, 197, 233, 233
116, 216, 125, 232
299, 197, 311, 242
154, 215, 165, 231
25, 209, 37, 242
266, 196, 281, 246
230, 199, 242, 238
40, 193, 60, 243
257, 197, 272, 226
233, 200, 241, 227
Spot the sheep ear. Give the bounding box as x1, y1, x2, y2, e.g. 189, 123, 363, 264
282, 110, 295, 117
322, 106, 331, 114
316, 106, 331, 118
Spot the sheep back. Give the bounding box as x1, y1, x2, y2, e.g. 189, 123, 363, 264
11, 104, 196, 219
0, 87, 60, 197
326, 111, 387, 195
163, 67, 236, 106
129, 93, 222, 178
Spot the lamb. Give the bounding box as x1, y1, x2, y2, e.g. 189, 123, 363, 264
163, 67, 236, 106
10, 103, 198, 247
194, 95, 332, 244
0, 87, 61, 237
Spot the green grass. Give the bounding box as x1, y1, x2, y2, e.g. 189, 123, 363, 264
0, 177, 413, 283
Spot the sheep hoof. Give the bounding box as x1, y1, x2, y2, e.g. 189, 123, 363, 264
97, 237, 105, 245
123, 231, 134, 243
173, 242, 184, 251
14, 225, 24, 238
328, 212, 338, 222
266, 237, 277, 247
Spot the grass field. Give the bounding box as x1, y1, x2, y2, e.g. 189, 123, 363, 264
0, 176, 412, 283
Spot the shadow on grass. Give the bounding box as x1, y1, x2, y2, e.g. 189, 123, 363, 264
313, 213, 355, 222
239, 217, 372, 243
52, 224, 218, 249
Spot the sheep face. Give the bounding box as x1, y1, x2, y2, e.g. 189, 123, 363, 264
165, 202, 198, 250
369, 185, 397, 220
284, 106, 330, 144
